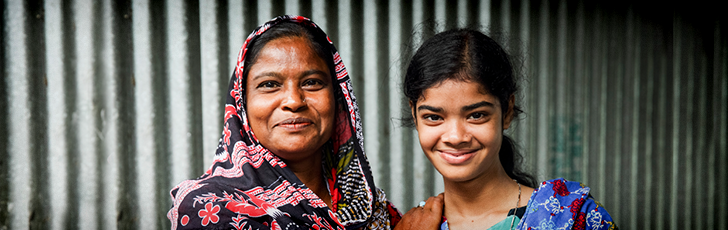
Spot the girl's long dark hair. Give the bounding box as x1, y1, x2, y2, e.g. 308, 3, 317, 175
403, 28, 537, 188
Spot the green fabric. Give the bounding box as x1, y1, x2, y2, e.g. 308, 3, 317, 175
487, 215, 521, 230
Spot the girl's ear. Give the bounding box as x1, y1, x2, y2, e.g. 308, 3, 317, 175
503, 95, 515, 130
409, 101, 417, 125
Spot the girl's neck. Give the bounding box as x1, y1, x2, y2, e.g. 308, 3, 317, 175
442, 166, 521, 229
444, 169, 514, 214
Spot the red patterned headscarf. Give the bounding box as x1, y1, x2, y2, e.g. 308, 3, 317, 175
168, 15, 401, 229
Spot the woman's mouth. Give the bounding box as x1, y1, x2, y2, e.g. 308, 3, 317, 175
275, 117, 314, 131
437, 149, 477, 165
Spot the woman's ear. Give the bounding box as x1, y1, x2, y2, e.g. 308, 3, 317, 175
503, 95, 515, 130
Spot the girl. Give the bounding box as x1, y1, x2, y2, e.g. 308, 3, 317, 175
397, 29, 616, 230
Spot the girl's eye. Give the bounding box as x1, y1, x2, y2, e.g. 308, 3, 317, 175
257, 81, 280, 89
423, 114, 443, 122
302, 79, 325, 90
468, 112, 487, 120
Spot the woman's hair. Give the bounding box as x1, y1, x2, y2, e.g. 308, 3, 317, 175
403, 28, 537, 188
242, 21, 345, 112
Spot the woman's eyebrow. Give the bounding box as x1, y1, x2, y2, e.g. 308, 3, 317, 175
417, 105, 442, 113
462, 101, 494, 111
301, 69, 328, 77
253, 70, 328, 81
251, 72, 281, 81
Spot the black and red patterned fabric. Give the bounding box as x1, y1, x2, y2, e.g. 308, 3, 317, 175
167, 15, 401, 229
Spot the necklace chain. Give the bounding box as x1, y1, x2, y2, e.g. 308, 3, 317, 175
509, 179, 521, 229
444, 179, 523, 230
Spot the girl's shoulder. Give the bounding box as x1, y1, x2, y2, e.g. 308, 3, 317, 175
516, 178, 618, 230
533, 178, 591, 197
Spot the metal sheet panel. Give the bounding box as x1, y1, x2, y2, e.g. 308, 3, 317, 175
2, 0, 727, 229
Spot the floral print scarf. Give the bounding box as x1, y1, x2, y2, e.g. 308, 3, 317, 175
167, 15, 401, 230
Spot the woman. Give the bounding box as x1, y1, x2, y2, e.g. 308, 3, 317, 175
168, 16, 401, 229
397, 29, 616, 230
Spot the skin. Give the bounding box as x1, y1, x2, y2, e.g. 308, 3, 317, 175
395, 193, 444, 230
401, 79, 535, 230
245, 36, 335, 209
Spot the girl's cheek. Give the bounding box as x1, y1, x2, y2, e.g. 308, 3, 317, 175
418, 127, 440, 148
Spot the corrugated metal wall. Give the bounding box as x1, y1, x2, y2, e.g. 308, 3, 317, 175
2, 0, 726, 229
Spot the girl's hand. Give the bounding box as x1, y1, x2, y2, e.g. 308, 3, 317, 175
394, 193, 444, 230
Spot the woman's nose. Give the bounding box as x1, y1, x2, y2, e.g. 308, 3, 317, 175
281, 87, 307, 112
441, 121, 471, 146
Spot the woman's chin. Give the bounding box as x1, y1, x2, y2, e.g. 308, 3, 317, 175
271, 147, 319, 160
266, 141, 324, 163
263, 131, 327, 153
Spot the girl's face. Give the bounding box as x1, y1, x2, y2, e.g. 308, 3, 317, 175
411, 79, 513, 183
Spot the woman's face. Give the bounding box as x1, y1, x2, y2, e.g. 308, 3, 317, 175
412, 79, 513, 183
245, 36, 335, 163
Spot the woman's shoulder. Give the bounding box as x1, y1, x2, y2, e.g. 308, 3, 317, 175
516, 178, 617, 230
367, 188, 403, 229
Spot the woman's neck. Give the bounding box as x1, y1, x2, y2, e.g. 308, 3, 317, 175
442, 167, 520, 229
285, 152, 333, 210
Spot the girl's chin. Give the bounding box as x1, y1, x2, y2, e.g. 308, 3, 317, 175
441, 174, 478, 183
434, 166, 479, 183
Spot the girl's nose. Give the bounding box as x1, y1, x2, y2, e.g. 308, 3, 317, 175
441, 120, 471, 146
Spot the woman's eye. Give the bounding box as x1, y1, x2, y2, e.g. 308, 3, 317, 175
302, 79, 325, 89
256, 81, 280, 89
423, 114, 442, 122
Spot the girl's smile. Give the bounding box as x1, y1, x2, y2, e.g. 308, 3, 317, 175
437, 149, 478, 165
412, 79, 513, 183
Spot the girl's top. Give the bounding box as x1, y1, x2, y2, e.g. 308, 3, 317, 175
167, 15, 401, 230
440, 206, 526, 230
440, 178, 617, 230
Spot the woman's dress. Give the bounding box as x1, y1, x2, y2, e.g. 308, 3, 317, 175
167, 15, 401, 230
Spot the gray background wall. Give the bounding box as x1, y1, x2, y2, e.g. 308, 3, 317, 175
2, 0, 726, 229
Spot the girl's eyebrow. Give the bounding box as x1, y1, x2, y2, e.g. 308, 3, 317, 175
462, 101, 494, 111
417, 101, 494, 113
417, 105, 442, 113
